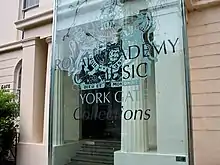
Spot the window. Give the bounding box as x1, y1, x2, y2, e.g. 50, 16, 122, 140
23, 0, 39, 10
17, 68, 22, 103
14, 60, 22, 103
14, 61, 22, 133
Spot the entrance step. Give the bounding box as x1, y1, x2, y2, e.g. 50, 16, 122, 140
72, 159, 112, 165
83, 140, 121, 148
76, 150, 114, 157
74, 154, 113, 162
81, 144, 120, 151
70, 140, 121, 165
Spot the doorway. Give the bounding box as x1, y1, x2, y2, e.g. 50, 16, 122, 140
81, 87, 121, 141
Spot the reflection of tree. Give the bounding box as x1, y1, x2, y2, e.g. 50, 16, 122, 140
63, 0, 88, 41
60, 0, 165, 89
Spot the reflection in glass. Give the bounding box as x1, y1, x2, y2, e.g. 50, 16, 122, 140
49, 0, 189, 165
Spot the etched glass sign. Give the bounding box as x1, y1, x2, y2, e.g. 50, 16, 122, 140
49, 0, 192, 165
56, 10, 157, 90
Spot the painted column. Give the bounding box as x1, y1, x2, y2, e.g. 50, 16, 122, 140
121, 54, 149, 152
146, 63, 157, 150
115, 1, 189, 165
43, 36, 52, 144
20, 37, 47, 143
121, 84, 149, 152
119, 11, 157, 151
52, 42, 64, 146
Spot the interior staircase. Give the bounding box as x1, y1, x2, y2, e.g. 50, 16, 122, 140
69, 140, 121, 165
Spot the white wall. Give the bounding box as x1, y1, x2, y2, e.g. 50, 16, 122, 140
0, 0, 20, 45
0, 50, 22, 91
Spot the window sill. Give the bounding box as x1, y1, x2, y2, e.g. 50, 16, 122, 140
15, 9, 53, 31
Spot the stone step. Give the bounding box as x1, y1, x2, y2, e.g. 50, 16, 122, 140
70, 140, 120, 165
71, 157, 113, 165
75, 154, 114, 161
83, 140, 120, 144
76, 150, 114, 157
80, 148, 119, 154
81, 145, 120, 152
82, 146, 120, 150
82, 142, 120, 148
93, 140, 121, 146
71, 160, 112, 165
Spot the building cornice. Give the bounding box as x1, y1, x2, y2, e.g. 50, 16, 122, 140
13, 0, 220, 30
0, 37, 47, 53
0, 41, 22, 54
15, 9, 53, 31
186, 0, 220, 12
22, 37, 41, 48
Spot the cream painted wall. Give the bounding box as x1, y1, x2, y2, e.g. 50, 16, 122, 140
0, 0, 20, 45
188, 5, 220, 165
0, 50, 22, 91
0, 0, 53, 46
0, 1, 52, 165
24, 24, 52, 40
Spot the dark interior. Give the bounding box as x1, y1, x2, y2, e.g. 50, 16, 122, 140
81, 87, 121, 141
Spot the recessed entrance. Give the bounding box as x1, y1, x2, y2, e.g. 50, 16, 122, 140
81, 87, 121, 141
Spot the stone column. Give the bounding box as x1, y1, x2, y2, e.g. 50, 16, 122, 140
52, 41, 64, 146
43, 36, 52, 144
20, 37, 47, 143
121, 55, 149, 152
147, 63, 157, 150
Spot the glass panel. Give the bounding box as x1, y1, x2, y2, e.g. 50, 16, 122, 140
49, 0, 192, 165
18, 68, 22, 89
24, 0, 39, 9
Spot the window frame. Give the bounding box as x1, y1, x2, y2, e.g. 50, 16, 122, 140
22, 0, 39, 11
